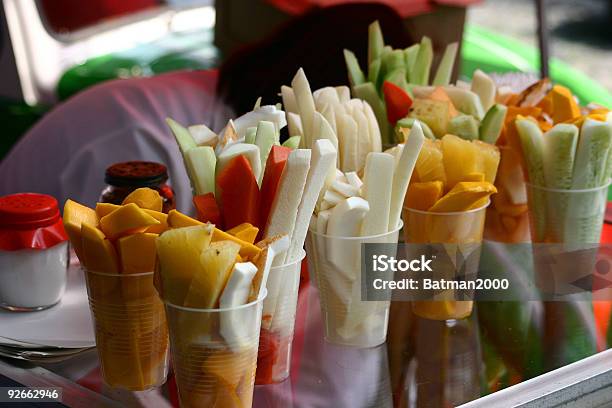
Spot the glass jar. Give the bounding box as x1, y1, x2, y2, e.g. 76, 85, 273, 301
99, 161, 175, 213
0, 193, 69, 311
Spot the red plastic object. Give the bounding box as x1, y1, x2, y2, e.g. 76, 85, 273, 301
193, 193, 222, 227
259, 145, 292, 236
383, 80, 413, 126
216, 156, 261, 230
0, 193, 67, 251
265, 0, 434, 17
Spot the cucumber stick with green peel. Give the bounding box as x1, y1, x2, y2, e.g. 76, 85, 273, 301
480, 104, 507, 144
344, 49, 366, 87
409, 37, 433, 86
368, 21, 385, 66
396, 118, 435, 140
542, 124, 579, 190
282, 136, 301, 149
572, 119, 612, 189
432, 42, 458, 86
448, 115, 480, 141
245, 127, 257, 144
368, 58, 382, 92
404, 44, 420, 80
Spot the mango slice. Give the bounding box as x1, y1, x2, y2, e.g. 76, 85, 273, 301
429, 181, 497, 213
213, 228, 262, 260
63, 199, 99, 259
167, 209, 204, 228
226, 223, 259, 244
99, 203, 160, 239
551, 85, 581, 124
81, 223, 119, 273
143, 210, 168, 234
96, 202, 120, 218
463, 172, 485, 182
406, 181, 444, 211
118, 233, 158, 274
122, 188, 163, 212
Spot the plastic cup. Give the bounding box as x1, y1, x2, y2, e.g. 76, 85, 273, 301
165, 290, 266, 408
256, 250, 305, 384
402, 202, 488, 320
485, 145, 531, 243
85, 270, 169, 391
306, 224, 401, 347
526, 182, 609, 295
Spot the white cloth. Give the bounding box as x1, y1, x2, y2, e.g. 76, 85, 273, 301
0, 70, 232, 213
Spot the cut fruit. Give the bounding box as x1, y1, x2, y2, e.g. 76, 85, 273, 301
406, 181, 444, 211
397, 117, 435, 140
255, 121, 277, 182
470, 69, 496, 111
550, 85, 580, 123
184, 241, 240, 309
212, 228, 262, 260
409, 98, 452, 137
63, 199, 98, 259
428, 87, 459, 116
99, 203, 160, 240
429, 181, 497, 212
118, 233, 157, 274
216, 144, 262, 187
473, 140, 500, 184
443, 87, 485, 120
227, 223, 259, 244
415, 139, 446, 184
282, 136, 301, 149
441, 134, 480, 190
122, 188, 163, 212
463, 172, 485, 182
188, 124, 217, 147
167, 209, 203, 228
80, 223, 119, 273
95, 203, 120, 218
143, 210, 168, 234
259, 145, 292, 234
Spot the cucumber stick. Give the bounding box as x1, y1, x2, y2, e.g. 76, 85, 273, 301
368, 21, 385, 66
184, 146, 216, 196
571, 119, 612, 189
167, 118, 196, 156
432, 42, 458, 86
542, 124, 578, 190
404, 44, 420, 81
255, 121, 276, 183
448, 115, 480, 141
245, 127, 257, 144
479, 104, 507, 144
381, 50, 405, 80
396, 117, 435, 140
409, 37, 433, 86
344, 49, 366, 87
368, 58, 381, 91
282, 136, 301, 149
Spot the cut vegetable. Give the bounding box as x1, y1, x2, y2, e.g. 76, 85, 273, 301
193, 193, 221, 226
353, 82, 391, 146
542, 124, 579, 189
344, 49, 366, 87
361, 152, 394, 235
166, 118, 196, 156
291, 68, 317, 149
216, 143, 262, 186
571, 119, 612, 189
280, 85, 298, 114
255, 121, 277, 182
443, 87, 485, 120
383, 81, 413, 126
216, 155, 260, 230
184, 146, 216, 196
397, 117, 435, 140
368, 21, 385, 66
470, 69, 496, 111
448, 115, 480, 140
479, 104, 507, 144
259, 145, 292, 233
432, 42, 458, 86
410, 37, 433, 86
282, 136, 301, 149
188, 124, 217, 147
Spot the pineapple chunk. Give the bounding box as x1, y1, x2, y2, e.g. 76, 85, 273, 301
122, 188, 163, 212
429, 181, 497, 212
409, 98, 453, 137
99, 203, 160, 239
441, 134, 479, 190
226, 223, 259, 244
184, 241, 240, 309
63, 199, 98, 260
117, 233, 158, 274
406, 181, 444, 211
415, 139, 446, 185
156, 225, 214, 305
472, 140, 500, 184
81, 223, 119, 273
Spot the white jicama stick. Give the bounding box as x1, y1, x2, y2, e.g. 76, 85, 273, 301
225, 105, 287, 140
331, 180, 360, 197
353, 106, 371, 172
362, 152, 395, 235
281, 85, 298, 114
324, 189, 345, 205
220, 261, 258, 350
339, 114, 359, 172
388, 122, 425, 231
363, 102, 382, 153
216, 143, 262, 183
286, 139, 337, 263
314, 87, 340, 112
292, 69, 316, 148
256, 236, 291, 298
265, 149, 312, 265
188, 124, 217, 147
317, 209, 331, 233
287, 112, 304, 138
470, 69, 496, 111
335, 86, 351, 104
321, 103, 338, 135
345, 172, 363, 190
314, 111, 339, 154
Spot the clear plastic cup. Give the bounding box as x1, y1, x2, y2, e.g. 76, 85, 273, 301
526, 183, 609, 295
306, 224, 401, 347
402, 202, 488, 320
165, 290, 266, 408
256, 250, 305, 384
85, 270, 169, 391
485, 145, 531, 243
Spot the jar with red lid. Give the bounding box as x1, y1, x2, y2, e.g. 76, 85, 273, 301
0, 193, 69, 311
100, 161, 176, 213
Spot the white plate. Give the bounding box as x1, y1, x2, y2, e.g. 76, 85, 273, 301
0, 266, 95, 349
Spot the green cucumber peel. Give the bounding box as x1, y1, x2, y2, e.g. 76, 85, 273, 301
403, 44, 420, 82
255, 121, 277, 181
542, 124, 578, 190
368, 21, 385, 66
396, 117, 435, 140
409, 37, 433, 86
432, 42, 458, 86
353, 81, 391, 145
444, 86, 485, 120
381, 50, 405, 78
448, 114, 480, 141
344, 49, 366, 87
480, 104, 507, 144
572, 119, 612, 189
166, 118, 196, 157
384, 69, 410, 94
184, 146, 216, 196
245, 127, 257, 144
282, 135, 301, 149
368, 58, 382, 92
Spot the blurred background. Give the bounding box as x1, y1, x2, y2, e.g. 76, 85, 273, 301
0, 0, 610, 158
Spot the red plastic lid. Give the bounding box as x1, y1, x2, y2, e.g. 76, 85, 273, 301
0, 193, 68, 251
0, 193, 61, 228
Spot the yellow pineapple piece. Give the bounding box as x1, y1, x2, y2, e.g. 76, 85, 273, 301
99, 203, 160, 239
415, 139, 446, 185
184, 241, 240, 309
429, 181, 497, 213
118, 233, 158, 274
63, 199, 98, 260
122, 188, 163, 212
409, 98, 452, 137
226, 223, 259, 244
406, 181, 444, 211
441, 134, 479, 190
81, 223, 119, 273
472, 140, 500, 183
156, 224, 214, 305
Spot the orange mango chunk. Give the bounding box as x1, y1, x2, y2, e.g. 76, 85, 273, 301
99, 203, 160, 239
406, 181, 444, 211
429, 181, 497, 213
96, 202, 120, 218
462, 172, 485, 182
81, 223, 119, 273
226, 223, 259, 244
122, 188, 163, 212
551, 85, 580, 123
167, 209, 203, 228
213, 228, 262, 260
63, 199, 99, 259
143, 210, 168, 234
118, 233, 158, 274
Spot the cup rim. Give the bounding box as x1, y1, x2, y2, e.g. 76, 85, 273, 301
271, 248, 306, 270
403, 200, 491, 216
308, 220, 403, 240
526, 180, 611, 194
164, 288, 267, 313
84, 268, 153, 277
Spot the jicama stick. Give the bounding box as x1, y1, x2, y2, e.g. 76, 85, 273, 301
292, 69, 316, 148
361, 152, 394, 235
